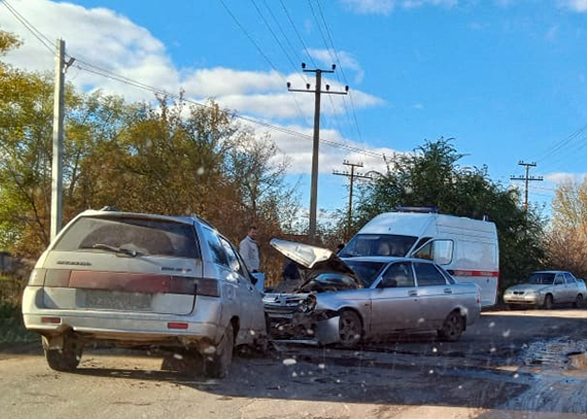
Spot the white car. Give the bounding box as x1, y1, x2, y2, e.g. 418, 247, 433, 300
22, 208, 267, 377
503, 270, 586, 309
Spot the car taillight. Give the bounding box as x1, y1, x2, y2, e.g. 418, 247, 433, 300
28, 268, 46, 286
169, 277, 197, 295
44, 270, 71, 287
167, 322, 188, 330
196, 278, 220, 297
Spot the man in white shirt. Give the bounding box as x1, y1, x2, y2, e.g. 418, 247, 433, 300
239, 225, 260, 272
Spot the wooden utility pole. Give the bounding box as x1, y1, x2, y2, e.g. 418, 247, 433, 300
333, 161, 372, 240
510, 160, 543, 209
287, 64, 348, 243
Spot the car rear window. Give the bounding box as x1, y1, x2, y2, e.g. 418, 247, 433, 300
53, 216, 199, 258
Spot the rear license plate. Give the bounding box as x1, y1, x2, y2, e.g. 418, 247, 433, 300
85, 290, 151, 310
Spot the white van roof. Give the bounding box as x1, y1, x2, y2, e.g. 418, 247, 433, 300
359, 212, 496, 237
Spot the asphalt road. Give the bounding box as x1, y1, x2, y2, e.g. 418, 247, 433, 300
1, 309, 587, 419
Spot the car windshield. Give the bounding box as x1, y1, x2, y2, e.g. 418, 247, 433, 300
339, 234, 418, 258
528, 272, 556, 285
53, 216, 199, 258
343, 260, 387, 288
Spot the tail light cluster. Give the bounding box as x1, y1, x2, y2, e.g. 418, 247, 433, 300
28, 268, 220, 297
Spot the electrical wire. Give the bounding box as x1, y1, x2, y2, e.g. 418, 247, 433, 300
2, 0, 56, 55
218, 0, 310, 125
4, 0, 385, 161
279, 0, 317, 68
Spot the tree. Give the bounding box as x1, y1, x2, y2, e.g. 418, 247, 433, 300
544, 179, 587, 278
351, 138, 546, 292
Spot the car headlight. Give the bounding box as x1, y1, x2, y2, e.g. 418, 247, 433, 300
299, 294, 317, 313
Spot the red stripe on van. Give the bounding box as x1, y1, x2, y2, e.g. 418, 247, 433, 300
68, 271, 195, 294
452, 270, 499, 277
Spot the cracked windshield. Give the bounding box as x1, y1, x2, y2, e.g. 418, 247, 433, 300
2, 1, 587, 418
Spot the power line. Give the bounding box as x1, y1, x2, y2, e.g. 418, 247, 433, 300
2, 0, 55, 55
75, 59, 383, 158
279, 0, 316, 68
309, 0, 364, 143
218, 0, 310, 125
249, 0, 299, 75
4, 0, 384, 161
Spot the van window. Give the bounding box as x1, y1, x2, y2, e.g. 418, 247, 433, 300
340, 234, 417, 257
413, 239, 453, 265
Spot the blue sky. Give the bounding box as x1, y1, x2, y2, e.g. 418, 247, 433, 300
2, 0, 587, 220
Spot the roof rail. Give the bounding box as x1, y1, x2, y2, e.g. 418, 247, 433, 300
395, 206, 439, 214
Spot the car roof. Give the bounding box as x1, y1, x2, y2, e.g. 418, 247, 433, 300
77, 209, 211, 227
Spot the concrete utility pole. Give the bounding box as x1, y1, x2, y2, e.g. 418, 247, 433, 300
333, 161, 372, 241
287, 63, 348, 242
510, 160, 543, 209
50, 39, 66, 242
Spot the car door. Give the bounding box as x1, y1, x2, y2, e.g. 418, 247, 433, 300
370, 261, 420, 333
413, 261, 455, 329
553, 273, 567, 303
219, 236, 265, 340
564, 272, 579, 302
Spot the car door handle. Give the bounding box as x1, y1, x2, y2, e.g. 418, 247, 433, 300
444, 288, 453, 294
408, 290, 417, 297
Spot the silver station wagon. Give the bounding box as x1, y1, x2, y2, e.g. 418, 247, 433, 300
264, 239, 482, 347
22, 209, 267, 377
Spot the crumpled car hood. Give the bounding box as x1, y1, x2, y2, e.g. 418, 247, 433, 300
270, 238, 361, 290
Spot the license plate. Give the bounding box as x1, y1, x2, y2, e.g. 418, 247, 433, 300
85, 290, 151, 310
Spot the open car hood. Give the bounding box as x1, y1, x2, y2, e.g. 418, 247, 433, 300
270, 238, 360, 290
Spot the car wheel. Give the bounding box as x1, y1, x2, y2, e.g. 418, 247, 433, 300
44, 333, 83, 372
574, 294, 584, 308
338, 310, 362, 348
543, 294, 554, 310
437, 311, 465, 342
203, 322, 234, 378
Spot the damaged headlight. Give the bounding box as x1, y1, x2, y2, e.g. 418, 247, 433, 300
298, 294, 317, 313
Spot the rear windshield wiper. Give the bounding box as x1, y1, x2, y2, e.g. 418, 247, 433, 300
92, 243, 141, 257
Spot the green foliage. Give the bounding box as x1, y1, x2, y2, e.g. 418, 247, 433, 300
352, 138, 547, 293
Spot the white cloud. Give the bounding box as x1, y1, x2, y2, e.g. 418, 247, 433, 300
340, 0, 458, 15
308, 48, 365, 83
559, 0, 587, 12
544, 172, 587, 184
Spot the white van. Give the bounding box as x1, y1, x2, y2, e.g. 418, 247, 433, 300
339, 211, 499, 307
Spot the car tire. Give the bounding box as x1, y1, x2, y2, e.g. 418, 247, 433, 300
437, 311, 465, 342
574, 294, 584, 308
543, 294, 554, 310
203, 322, 234, 379
338, 310, 362, 348
44, 333, 83, 372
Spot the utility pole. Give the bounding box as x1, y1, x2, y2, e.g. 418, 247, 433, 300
50, 40, 74, 242
50, 39, 66, 242
510, 160, 543, 209
333, 161, 372, 241
287, 63, 348, 243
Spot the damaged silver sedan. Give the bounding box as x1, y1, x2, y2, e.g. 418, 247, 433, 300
264, 239, 482, 347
